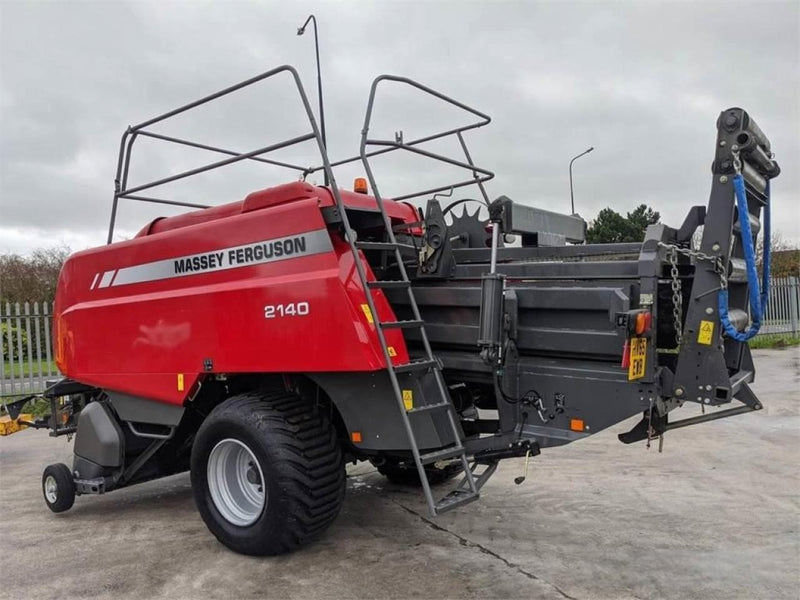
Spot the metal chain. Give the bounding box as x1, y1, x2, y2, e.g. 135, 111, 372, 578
657, 241, 726, 346
665, 246, 683, 345
732, 148, 742, 175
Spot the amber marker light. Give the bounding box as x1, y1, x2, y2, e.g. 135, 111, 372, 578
635, 311, 652, 335
354, 177, 368, 194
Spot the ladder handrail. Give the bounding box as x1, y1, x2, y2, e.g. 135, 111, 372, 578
351, 74, 493, 515
357, 74, 495, 203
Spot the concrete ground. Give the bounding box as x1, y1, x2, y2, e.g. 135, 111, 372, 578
1, 348, 798, 600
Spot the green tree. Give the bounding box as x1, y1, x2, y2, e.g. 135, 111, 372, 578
586, 204, 661, 244
757, 231, 799, 278
0, 245, 71, 305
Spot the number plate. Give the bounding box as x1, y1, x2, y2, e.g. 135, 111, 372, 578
628, 337, 647, 381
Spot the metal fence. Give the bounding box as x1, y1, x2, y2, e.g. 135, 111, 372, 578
759, 276, 800, 337
1, 302, 59, 398
0, 277, 797, 397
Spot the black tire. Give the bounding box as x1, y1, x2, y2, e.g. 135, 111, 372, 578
191, 390, 345, 556
42, 463, 76, 513
374, 459, 463, 486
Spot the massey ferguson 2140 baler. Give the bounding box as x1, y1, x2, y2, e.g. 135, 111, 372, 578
4, 66, 780, 556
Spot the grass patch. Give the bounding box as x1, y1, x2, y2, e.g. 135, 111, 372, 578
2, 360, 58, 379
1, 396, 51, 418
750, 335, 800, 349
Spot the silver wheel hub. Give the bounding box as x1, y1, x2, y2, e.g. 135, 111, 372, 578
207, 439, 266, 526
44, 475, 58, 503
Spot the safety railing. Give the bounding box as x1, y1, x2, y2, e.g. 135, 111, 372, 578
107, 66, 497, 245
107, 65, 334, 243
359, 75, 494, 204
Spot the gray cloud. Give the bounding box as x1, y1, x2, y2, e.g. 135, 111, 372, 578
1, 0, 797, 254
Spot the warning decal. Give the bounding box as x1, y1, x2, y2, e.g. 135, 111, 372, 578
697, 320, 714, 345
402, 390, 414, 411
360, 304, 374, 324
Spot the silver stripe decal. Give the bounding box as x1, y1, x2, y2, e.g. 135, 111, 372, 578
108, 229, 333, 288
90, 273, 99, 290
98, 271, 116, 288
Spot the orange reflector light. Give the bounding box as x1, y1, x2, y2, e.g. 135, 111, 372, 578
634, 311, 652, 335
354, 177, 368, 194
570, 418, 585, 432
350, 431, 362, 443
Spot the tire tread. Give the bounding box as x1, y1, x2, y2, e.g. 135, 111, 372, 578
192, 389, 345, 555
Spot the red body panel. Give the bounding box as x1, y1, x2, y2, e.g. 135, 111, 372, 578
55, 183, 418, 405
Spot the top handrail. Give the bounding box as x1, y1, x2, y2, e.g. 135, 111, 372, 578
358, 75, 494, 204
107, 65, 330, 243
106, 67, 496, 244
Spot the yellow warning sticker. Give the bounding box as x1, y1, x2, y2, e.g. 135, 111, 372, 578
360, 303, 374, 324
402, 389, 413, 411
177, 373, 185, 392
697, 320, 714, 345
628, 337, 647, 381
387, 346, 397, 357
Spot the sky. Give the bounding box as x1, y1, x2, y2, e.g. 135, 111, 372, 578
1, 0, 798, 255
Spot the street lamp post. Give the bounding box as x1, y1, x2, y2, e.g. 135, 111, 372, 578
569, 146, 594, 215
297, 14, 328, 185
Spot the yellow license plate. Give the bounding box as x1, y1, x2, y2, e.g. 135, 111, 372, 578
628, 337, 647, 381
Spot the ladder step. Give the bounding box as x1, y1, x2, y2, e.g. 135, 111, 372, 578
435, 489, 479, 514
381, 319, 423, 329
368, 280, 410, 289
419, 446, 464, 464
355, 241, 415, 252
393, 359, 438, 373
407, 402, 451, 414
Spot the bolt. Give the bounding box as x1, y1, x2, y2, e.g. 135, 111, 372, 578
712, 243, 721, 252
675, 387, 685, 397
719, 140, 727, 147
705, 385, 712, 391
705, 398, 711, 404
705, 307, 714, 315
719, 176, 728, 183
754, 404, 762, 410
732, 144, 739, 151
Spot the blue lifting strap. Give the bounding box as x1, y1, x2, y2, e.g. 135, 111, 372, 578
718, 174, 771, 341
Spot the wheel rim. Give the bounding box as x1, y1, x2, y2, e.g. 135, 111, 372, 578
44, 475, 58, 503
207, 438, 266, 526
